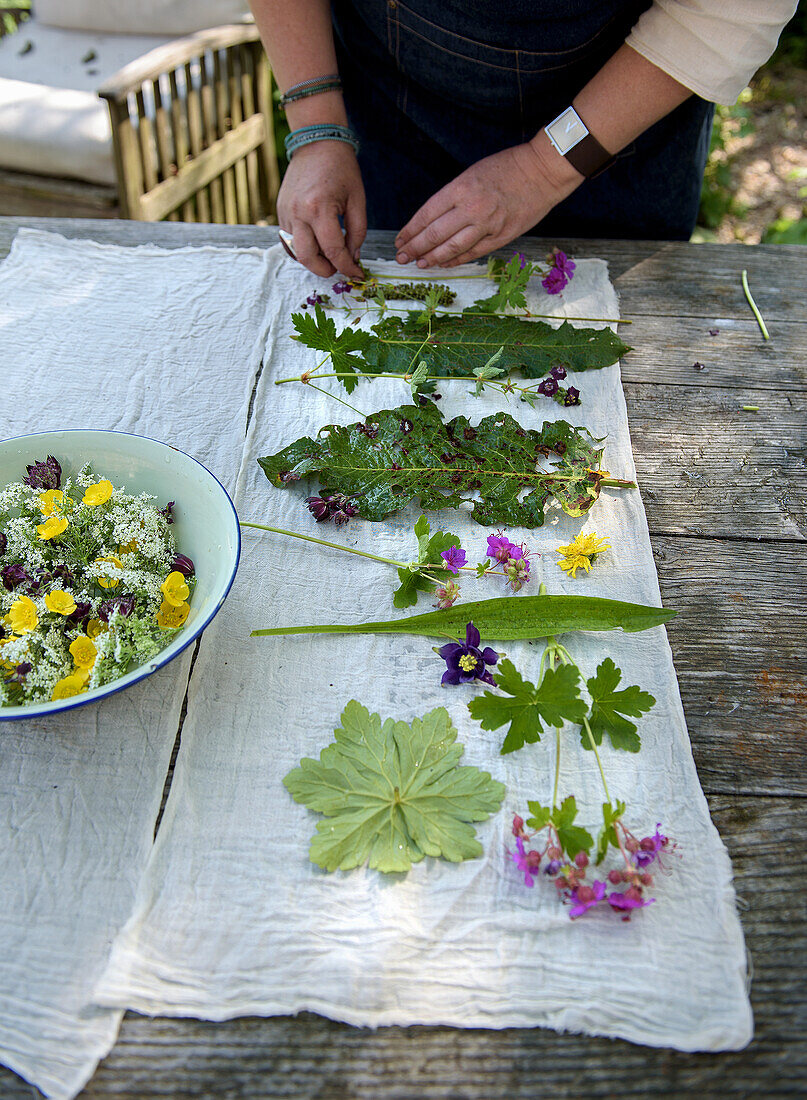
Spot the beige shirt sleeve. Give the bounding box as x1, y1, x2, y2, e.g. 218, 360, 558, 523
625, 0, 799, 105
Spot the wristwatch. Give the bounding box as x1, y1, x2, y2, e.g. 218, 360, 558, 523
544, 106, 616, 179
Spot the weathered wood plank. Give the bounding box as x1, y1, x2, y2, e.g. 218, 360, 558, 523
1, 796, 801, 1100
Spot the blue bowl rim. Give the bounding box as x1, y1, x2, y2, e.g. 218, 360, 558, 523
0, 428, 240, 722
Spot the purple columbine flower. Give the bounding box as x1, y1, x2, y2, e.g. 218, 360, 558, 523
550, 365, 567, 380
23, 455, 62, 490
569, 880, 606, 919
0, 532, 7, 556
440, 545, 467, 575
563, 387, 581, 406
332, 280, 352, 294
171, 553, 195, 577
161, 501, 175, 525
437, 621, 499, 687
511, 836, 539, 887
98, 594, 136, 622
486, 533, 517, 564
537, 377, 559, 397
2, 563, 30, 590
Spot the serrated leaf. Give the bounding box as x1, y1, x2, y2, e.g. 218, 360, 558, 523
584, 658, 656, 753
392, 516, 461, 608
526, 802, 551, 830
363, 312, 629, 381
468, 660, 587, 755
252, 592, 676, 639
467, 254, 534, 313
283, 701, 505, 873
551, 795, 593, 860
258, 402, 622, 527
596, 799, 627, 864
291, 305, 373, 394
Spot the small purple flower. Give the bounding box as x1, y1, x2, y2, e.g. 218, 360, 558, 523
541, 267, 567, 295
2, 563, 30, 591
66, 601, 91, 626
307, 493, 358, 525
550, 365, 567, 380
553, 250, 576, 278
544, 859, 562, 876
6, 661, 32, 685
161, 501, 175, 525
98, 594, 136, 622
23, 455, 61, 490
437, 621, 499, 687
607, 890, 655, 917
513, 252, 527, 271
440, 545, 466, 575
569, 880, 606, 919
486, 533, 517, 564
0, 532, 7, 556
332, 280, 352, 294
537, 377, 559, 397
306, 495, 331, 522
171, 553, 195, 577
563, 386, 581, 407
633, 823, 668, 867
511, 836, 537, 887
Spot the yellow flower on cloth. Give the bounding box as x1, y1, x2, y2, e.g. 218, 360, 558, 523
44, 589, 77, 616
69, 635, 97, 670
4, 595, 39, 634
556, 532, 612, 579
86, 618, 108, 640
37, 515, 68, 540
37, 489, 65, 516
52, 670, 90, 701
160, 571, 190, 607
94, 555, 123, 589
83, 479, 113, 506
156, 600, 190, 629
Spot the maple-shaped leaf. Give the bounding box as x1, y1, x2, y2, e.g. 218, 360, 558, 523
283, 701, 505, 873
258, 402, 628, 528
467, 254, 534, 313
393, 514, 461, 608
468, 660, 588, 755
595, 799, 627, 864
363, 312, 629, 381
584, 658, 656, 753
552, 796, 593, 860
290, 305, 373, 394
525, 802, 552, 830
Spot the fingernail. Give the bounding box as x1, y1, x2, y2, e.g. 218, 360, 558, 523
417, 258, 427, 268
354, 249, 360, 261
396, 252, 409, 264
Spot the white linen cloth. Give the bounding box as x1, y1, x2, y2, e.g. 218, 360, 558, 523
96, 249, 752, 1051
0, 229, 277, 1099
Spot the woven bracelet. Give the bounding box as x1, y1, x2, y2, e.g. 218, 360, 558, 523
279, 75, 342, 108
285, 124, 359, 158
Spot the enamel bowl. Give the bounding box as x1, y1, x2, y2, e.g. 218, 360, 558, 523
0, 430, 240, 721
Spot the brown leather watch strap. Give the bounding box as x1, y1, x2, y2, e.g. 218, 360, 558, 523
565, 131, 616, 179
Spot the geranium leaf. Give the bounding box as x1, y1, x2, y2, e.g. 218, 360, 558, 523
596, 799, 627, 864
363, 313, 629, 380
584, 658, 656, 753
550, 795, 593, 860
468, 660, 588, 755
526, 801, 552, 830
392, 516, 461, 608
258, 402, 626, 527
466, 254, 534, 313
283, 701, 505, 873
290, 305, 373, 394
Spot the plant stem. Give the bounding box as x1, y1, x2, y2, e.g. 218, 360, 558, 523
239, 521, 408, 569
581, 715, 612, 804
340, 300, 630, 324
741, 269, 770, 340
303, 381, 366, 417
553, 727, 561, 812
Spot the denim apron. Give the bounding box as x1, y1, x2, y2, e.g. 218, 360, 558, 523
331, 0, 714, 239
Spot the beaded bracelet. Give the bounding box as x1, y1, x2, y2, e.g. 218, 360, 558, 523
279, 75, 342, 108
284, 124, 360, 158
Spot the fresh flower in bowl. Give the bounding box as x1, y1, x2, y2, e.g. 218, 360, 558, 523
0, 430, 239, 720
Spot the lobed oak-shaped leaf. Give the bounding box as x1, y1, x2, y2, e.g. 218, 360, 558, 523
283, 701, 505, 873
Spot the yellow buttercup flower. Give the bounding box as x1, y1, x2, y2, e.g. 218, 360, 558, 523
37, 515, 68, 540
37, 489, 65, 516
160, 571, 190, 607
556, 531, 612, 579
86, 618, 108, 640
44, 589, 77, 616
94, 555, 123, 589
83, 479, 113, 506
52, 671, 89, 701
4, 594, 38, 634
69, 635, 97, 669
156, 600, 190, 630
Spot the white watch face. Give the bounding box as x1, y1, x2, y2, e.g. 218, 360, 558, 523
545, 107, 589, 156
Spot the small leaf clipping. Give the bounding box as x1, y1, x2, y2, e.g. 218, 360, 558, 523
584, 658, 656, 753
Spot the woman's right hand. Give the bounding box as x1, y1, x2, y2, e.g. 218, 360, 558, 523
277, 141, 367, 280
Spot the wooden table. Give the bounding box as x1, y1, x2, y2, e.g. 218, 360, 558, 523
1, 218, 804, 1099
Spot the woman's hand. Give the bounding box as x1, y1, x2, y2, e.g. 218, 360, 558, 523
394, 137, 582, 268
278, 141, 367, 279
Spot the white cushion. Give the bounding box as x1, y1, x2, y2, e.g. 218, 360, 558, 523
0, 22, 172, 185
36, 0, 250, 36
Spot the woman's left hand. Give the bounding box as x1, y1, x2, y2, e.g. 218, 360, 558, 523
394, 138, 582, 268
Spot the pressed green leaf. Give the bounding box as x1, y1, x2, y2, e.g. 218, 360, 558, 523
467, 254, 534, 313
468, 660, 588, 755
251, 593, 676, 639
392, 515, 461, 608
290, 306, 373, 394
363, 312, 629, 380
596, 799, 627, 864
551, 795, 593, 860
258, 401, 628, 527
526, 802, 552, 830
584, 657, 656, 753
283, 701, 505, 873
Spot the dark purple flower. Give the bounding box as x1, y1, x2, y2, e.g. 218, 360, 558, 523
537, 377, 559, 397
553, 250, 576, 278
98, 594, 136, 622
306, 493, 358, 525
541, 267, 567, 295
52, 563, 74, 587
511, 837, 538, 887
550, 365, 567, 380
332, 280, 352, 294
437, 621, 499, 687
23, 455, 61, 490
633, 823, 668, 868
66, 601, 91, 626
26, 568, 51, 595
440, 545, 467, 575
6, 661, 32, 685
161, 501, 175, 525
607, 890, 655, 917
0, 532, 7, 556
306, 495, 331, 522
544, 859, 562, 876
486, 533, 517, 564
171, 553, 195, 577
563, 387, 581, 407
569, 880, 606, 919
2, 563, 30, 591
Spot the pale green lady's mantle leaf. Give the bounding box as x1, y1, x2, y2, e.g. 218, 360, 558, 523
584, 657, 656, 753
258, 401, 617, 527
283, 701, 505, 873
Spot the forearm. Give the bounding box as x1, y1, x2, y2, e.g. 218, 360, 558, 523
248, 0, 348, 128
